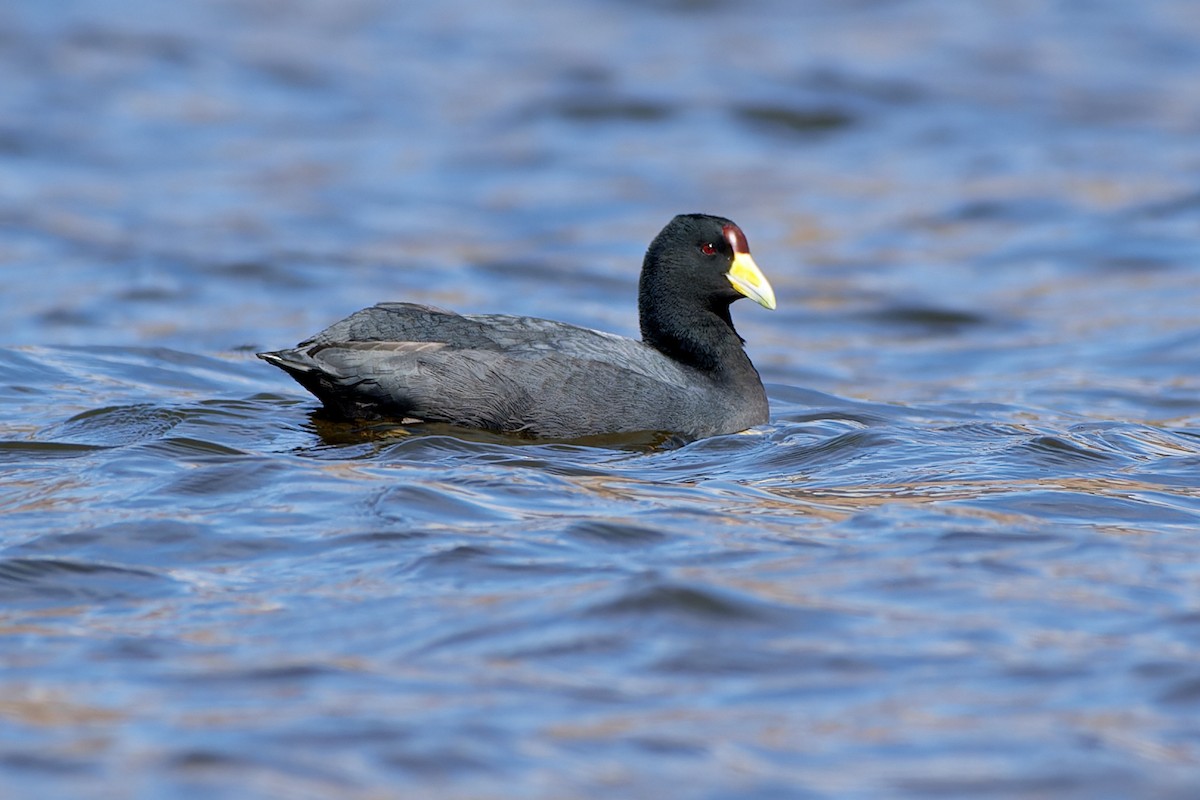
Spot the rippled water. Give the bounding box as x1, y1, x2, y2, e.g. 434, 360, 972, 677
3, 1, 1200, 797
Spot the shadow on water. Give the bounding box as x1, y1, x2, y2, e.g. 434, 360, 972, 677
305, 413, 686, 453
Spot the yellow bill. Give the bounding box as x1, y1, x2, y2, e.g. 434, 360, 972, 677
726, 252, 777, 310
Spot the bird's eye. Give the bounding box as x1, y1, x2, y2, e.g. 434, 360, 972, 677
700, 242, 717, 256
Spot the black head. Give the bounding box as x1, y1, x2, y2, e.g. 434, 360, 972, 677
638, 214, 775, 371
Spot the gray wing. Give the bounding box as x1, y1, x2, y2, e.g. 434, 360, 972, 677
298, 303, 676, 379
260, 303, 722, 437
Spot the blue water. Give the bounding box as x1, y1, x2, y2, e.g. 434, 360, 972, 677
2, 1, 1200, 797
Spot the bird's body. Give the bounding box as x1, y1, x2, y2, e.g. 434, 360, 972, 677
261, 302, 767, 439
260, 214, 777, 441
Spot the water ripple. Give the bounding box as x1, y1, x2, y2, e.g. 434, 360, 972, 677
0, 557, 180, 606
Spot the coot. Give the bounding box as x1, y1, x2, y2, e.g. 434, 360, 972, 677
259, 214, 776, 440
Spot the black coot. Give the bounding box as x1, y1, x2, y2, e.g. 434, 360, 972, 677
259, 214, 776, 440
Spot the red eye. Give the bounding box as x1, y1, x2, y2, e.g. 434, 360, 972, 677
700, 242, 717, 255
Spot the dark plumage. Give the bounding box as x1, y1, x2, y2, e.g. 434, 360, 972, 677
259, 214, 776, 440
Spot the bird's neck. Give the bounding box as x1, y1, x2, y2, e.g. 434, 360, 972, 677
639, 299, 748, 375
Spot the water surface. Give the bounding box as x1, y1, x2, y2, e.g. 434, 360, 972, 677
2, 1, 1200, 797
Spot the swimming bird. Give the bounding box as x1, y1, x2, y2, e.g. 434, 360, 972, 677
259, 214, 776, 440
